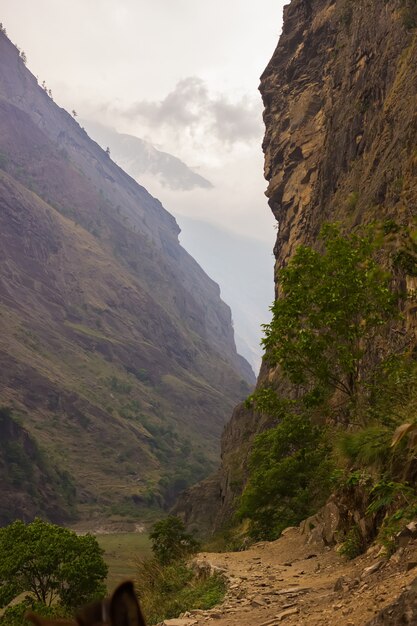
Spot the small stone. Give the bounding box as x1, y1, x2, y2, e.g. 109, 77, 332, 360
406, 561, 417, 571
259, 619, 280, 626
163, 617, 197, 626
361, 560, 384, 578
251, 596, 266, 607
276, 607, 299, 621
390, 547, 405, 564
334, 576, 346, 592
277, 586, 310, 595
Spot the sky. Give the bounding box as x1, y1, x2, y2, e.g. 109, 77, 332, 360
2, 0, 286, 370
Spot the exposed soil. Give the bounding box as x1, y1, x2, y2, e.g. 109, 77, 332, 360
186, 529, 417, 626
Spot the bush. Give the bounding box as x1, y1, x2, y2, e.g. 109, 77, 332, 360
338, 525, 364, 560
150, 516, 200, 565
239, 404, 332, 540
135, 558, 226, 625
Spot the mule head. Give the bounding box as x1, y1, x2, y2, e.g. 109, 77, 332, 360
26, 581, 146, 626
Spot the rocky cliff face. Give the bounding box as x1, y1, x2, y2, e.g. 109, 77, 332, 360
0, 30, 255, 523
176, 0, 417, 533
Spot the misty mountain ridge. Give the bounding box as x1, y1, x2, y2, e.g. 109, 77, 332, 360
80, 118, 213, 192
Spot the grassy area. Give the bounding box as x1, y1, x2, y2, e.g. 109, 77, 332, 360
96, 533, 151, 592
136, 559, 227, 625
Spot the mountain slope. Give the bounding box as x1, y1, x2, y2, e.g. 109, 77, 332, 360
0, 30, 254, 524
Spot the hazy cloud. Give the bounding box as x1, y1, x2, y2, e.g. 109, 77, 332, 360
114, 77, 262, 147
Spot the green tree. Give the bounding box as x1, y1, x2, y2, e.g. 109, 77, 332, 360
262, 224, 398, 407
0, 519, 107, 611
150, 516, 200, 565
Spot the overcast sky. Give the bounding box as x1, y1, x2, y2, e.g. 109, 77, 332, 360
2, 1, 285, 243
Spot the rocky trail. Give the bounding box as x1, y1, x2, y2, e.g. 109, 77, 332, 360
173, 528, 417, 626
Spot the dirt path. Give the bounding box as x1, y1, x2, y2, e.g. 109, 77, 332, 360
183, 528, 417, 626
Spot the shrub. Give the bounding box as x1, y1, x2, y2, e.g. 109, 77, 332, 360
135, 558, 226, 625
150, 516, 200, 565
239, 403, 332, 540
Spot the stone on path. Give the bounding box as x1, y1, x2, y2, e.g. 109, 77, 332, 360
276, 607, 299, 621
162, 617, 197, 626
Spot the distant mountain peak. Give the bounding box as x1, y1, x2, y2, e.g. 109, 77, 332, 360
80, 118, 213, 191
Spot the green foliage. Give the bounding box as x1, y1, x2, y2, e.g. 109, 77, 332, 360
336, 426, 392, 470
383, 219, 401, 235
107, 376, 132, 395
366, 480, 415, 515
338, 525, 364, 560
239, 405, 333, 540
0, 407, 76, 518
262, 224, 397, 402
378, 503, 417, 555
0, 599, 68, 626
150, 517, 200, 565
346, 191, 359, 210
0, 519, 107, 611
135, 558, 226, 625
393, 249, 417, 275
367, 355, 417, 426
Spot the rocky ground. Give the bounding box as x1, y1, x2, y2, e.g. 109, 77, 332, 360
168, 527, 417, 626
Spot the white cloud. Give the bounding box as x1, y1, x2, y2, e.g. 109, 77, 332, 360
100, 77, 263, 165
